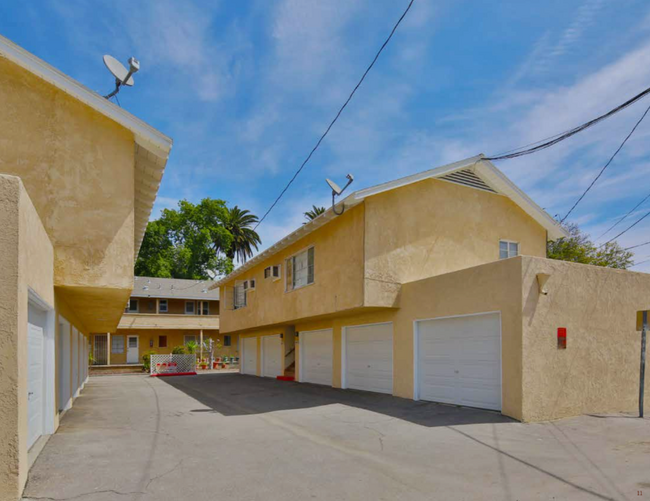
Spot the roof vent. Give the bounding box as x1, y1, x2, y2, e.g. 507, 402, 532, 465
438, 169, 496, 193
143, 285, 149, 290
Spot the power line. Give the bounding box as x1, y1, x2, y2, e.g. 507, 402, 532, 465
625, 240, 650, 251
254, 0, 415, 230
560, 102, 650, 223
595, 191, 650, 241
631, 257, 650, 268
602, 207, 650, 246
484, 84, 650, 161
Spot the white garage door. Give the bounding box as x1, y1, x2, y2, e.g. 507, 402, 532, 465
344, 323, 393, 394
416, 312, 501, 411
27, 322, 45, 450
262, 335, 283, 378
300, 329, 333, 386
242, 337, 258, 376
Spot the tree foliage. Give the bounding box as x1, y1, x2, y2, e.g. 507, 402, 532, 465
547, 223, 633, 269
135, 199, 261, 280
304, 205, 326, 221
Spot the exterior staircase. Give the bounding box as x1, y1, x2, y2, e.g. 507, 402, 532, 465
277, 362, 295, 381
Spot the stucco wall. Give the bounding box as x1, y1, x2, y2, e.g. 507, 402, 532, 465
0, 56, 136, 292
221, 204, 365, 333
520, 257, 650, 421
0, 175, 55, 501
364, 178, 547, 293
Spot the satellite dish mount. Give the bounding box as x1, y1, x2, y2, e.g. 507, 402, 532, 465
103, 55, 140, 99
326, 174, 354, 216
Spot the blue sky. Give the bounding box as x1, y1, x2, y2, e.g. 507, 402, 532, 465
3, 0, 650, 270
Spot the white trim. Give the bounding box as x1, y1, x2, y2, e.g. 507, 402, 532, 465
412, 311, 502, 410
215, 155, 567, 286
58, 316, 72, 412
341, 321, 393, 392
261, 334, 282, 378
0, 34, 172, 158
499, 239, 520, 259
185, 301, 196, 315
285, 246, 315, 293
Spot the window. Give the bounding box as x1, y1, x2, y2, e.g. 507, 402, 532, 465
272, 265, 281, 279
184, 335, 197, 345
234, 282, 247, 309
159, 299, 168, 313
499, 240, 519, 259
111, 335, 125, 354
264, 266, 281, 280
224, 335, 231, 347
147, 300, 155, 312
159, 336, 168, 348
125, 299, 138, 313
264, 267, 272, 279
201, 301, 210, 315
185, 301, 195, 315
286, 247, 314, 292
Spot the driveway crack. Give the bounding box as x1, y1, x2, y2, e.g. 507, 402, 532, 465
145, 459, 184, 491
23, 489, 146, 500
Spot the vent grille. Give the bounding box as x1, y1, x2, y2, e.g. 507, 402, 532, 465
438, 169, 496, 193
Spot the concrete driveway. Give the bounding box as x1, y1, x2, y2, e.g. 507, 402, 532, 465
24, 374, 649, 501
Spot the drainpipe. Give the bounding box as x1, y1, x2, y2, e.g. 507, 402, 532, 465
107, 332, 111, 366
641, 311, 647, 418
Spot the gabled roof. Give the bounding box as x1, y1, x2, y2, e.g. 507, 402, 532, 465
214, 155, 567, 286
132, 277, 219, 301
0, 34, 173, 258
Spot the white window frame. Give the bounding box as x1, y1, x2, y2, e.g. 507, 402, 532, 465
201, 301, 210, 316
185, 301, 195, 315
264, 267, 272, 279
272, 264, 281, 280
499, 240, 520, 260
234, 281, 247, 310
126, 299, 138, 313
285, 246, 315, 293
159, 299, 168, 313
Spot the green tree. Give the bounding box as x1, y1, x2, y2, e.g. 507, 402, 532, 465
547, 223, 633, 269
304, 205, 326, 222
222, 206, 261, 263
135, 198, 261, 279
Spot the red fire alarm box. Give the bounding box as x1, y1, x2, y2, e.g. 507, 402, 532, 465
557, 327, 567, 349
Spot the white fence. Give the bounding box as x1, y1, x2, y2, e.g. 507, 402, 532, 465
150, 354, 196, 376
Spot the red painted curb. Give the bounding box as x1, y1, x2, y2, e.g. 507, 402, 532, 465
150, 372, 197, 377
276, 376, 295, 381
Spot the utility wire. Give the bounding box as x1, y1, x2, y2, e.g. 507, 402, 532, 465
625, 240, 650, 251
484, 84, 650, 161
560, 103, 650, 223
631, 257, 650, 268
595, 191, 650, 241
253, 0, 415, 230
602, 207, 650, 247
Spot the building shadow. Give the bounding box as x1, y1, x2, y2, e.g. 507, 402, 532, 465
159, 372, 513, 428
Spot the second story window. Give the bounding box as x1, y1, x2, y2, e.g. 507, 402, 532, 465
201, 301, 210, 315
185, 301, 195, 315
159, 300, 168, 313
234, 282, 247, 310
125, 299, 138, 313
286, 247, 314, 292
499, 240, 519, 259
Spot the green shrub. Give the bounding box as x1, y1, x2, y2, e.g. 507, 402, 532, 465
171, 345, 185, 354
142, 351, 156, 372
185, 341, 198, 354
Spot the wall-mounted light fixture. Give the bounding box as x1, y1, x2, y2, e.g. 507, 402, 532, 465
536, 273, 551, 295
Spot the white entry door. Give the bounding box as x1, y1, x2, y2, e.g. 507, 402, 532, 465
343, 323, 393, 394
242, 337, 258, 375
127, 336, 139, 364
416, 312, 501, 411
27, 322, 45, 449
300, 329, 333, 386
262, 335, 283, 378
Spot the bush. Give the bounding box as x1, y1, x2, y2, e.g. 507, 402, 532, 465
171, 345, 185, 354
142, 351, 157, 372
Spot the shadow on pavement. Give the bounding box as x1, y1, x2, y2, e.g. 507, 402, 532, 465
159, 372, 513, 428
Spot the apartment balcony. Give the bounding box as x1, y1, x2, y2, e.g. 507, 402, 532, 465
117, 313, 220, 330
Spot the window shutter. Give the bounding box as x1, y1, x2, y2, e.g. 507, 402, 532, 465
286, 258, 293, 291
307, 247, 315, 284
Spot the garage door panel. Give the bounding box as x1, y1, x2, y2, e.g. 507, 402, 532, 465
417, 313, 501, 411
262, 335, 283, 378
27, 323, 44, 449
242, 337, 258, 376
301, 329, 333, 386
344, 323, 393, 395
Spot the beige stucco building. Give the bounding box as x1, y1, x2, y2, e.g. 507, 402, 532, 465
217, 156, 650, 423
0, 36, 172, 500
91, 276, 238, 371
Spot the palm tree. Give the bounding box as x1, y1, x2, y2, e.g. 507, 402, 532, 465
304, 205, 326, 222
223, 206, 262, 263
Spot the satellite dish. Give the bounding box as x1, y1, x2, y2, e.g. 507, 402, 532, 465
103, 55, 135, 86
326, 178, 343, 196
